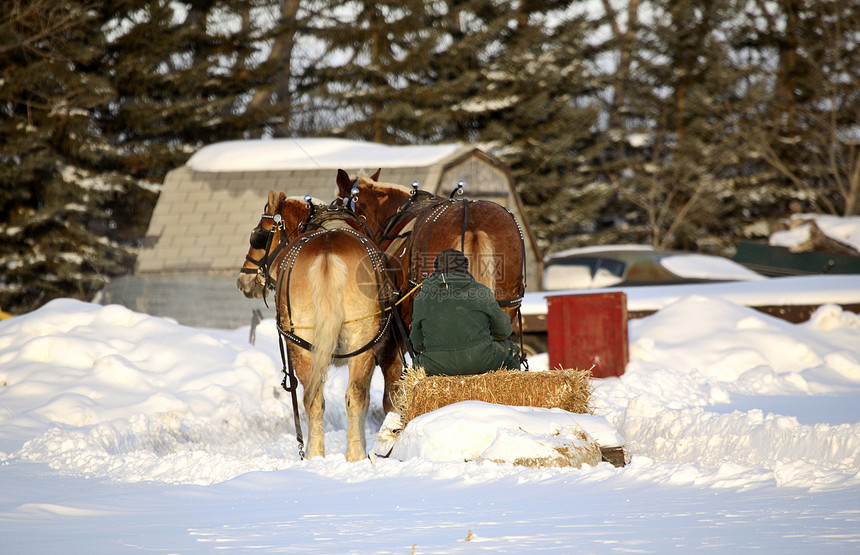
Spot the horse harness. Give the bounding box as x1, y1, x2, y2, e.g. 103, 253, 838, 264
245, 202, 400, 459
243, 202, 377, 300
273, 225, 395, 359
385, 195, 527, 310
268, 203, 396, 357
382, 192, 529, 368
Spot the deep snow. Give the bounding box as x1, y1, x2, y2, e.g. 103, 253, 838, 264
2, 286, 860, 553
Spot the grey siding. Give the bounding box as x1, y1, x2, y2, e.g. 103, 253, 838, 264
99, 272, 275, 331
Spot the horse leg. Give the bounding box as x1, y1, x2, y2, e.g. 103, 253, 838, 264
375, 336, 403, 414
304, 382, 326, 459
290, 344, 325, 459
344, 350, 375, 461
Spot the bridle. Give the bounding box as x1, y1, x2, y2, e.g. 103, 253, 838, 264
242, 196, 330, 301
334, 179, 360, 212
241, 207, 288, 305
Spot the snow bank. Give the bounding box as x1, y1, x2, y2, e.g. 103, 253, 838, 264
593, 297, 860, 492
0, 299, 292, 484
388, 401, 624, 464
1, 295, 859, 494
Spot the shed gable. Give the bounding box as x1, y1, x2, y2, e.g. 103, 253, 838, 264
437, 151, 512, 203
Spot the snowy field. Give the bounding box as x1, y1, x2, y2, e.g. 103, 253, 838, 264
2, 283, 860, 553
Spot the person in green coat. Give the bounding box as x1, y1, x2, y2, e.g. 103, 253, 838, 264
411, 249, 521, 376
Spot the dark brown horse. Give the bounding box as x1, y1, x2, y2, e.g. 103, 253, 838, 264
237, 191, 402, 461
334, 170, 526, 328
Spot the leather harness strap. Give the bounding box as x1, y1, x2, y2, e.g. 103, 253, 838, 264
274, 227, 394, 359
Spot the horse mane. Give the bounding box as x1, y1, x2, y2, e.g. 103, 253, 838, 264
286, 194, 325, 205
357, 176, 409, 196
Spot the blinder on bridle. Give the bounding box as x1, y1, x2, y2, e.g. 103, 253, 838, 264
248, 212, 283, 249
241, 207, 285, 282
249, 225, 270, 250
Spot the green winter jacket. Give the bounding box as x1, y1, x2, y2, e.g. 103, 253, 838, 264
410, 271, 520, 376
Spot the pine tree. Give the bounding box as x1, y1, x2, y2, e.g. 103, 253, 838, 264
244, 0, 305, 137
586, 0, 765, 253
294, 0, 442, 143
0, 0, 297, 315
489, 4, 606, 253
95, 0, 291, 173
735, 0, 860, 218
297, 0, 607, 253
0, 1, 131, 313
629, 0, 742, 250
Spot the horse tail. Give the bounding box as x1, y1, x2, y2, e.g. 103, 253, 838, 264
456, 229, 496, 292
306, 252, 348, 406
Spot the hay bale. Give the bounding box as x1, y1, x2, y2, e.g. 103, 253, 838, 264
392, 366, 593, 425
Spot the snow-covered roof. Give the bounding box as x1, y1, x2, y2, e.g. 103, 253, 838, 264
544, 244, 655, 260
186, 138, 467, 172
138, 139, 538, 276
770, 214, 860, 253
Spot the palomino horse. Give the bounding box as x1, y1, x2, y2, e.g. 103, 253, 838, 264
237, 191, 401, 461
334, 170, 526, 329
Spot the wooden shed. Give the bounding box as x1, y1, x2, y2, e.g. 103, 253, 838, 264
100, 138, 542, 329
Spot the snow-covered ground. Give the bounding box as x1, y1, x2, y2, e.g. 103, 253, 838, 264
2, 285, 860, 552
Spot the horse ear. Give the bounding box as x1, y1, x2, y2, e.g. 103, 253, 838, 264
336, 169, 351, 193
267, 190, 279, 213
370, 168, 381, 181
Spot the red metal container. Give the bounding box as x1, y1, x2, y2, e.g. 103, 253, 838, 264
547, 292, 629, 378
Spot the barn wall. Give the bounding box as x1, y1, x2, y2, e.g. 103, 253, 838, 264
437, 156, 508, 202
136, 166, 344, 273
136, 165, 448, 274
99, 272, 275, 331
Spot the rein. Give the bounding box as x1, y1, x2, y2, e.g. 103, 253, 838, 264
278, 334, 305, 459
283, 280, 423, 330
